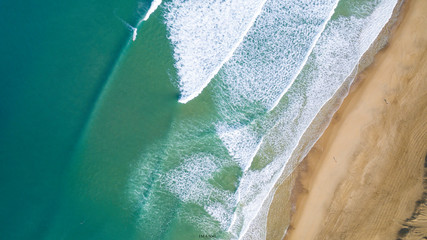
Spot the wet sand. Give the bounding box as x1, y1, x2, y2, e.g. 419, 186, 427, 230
277, 0, 427, 239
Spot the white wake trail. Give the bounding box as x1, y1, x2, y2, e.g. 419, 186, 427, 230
142, 0, 163, 21
116, 0, 163, 42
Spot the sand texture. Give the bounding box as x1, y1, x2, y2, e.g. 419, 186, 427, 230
282, 0, 427, 239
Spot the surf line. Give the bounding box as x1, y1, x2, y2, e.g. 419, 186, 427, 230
177, 0, 270, 104
115, 12, 138, 41
115, 0, 163, 42
266, 0, 340, 113
233, 2, 342, 236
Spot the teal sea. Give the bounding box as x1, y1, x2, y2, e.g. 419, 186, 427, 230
0, 0, 399, 239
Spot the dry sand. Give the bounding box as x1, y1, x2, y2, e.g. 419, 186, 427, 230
280, 0, 427, 239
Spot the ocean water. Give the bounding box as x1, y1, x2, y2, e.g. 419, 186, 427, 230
0, 0, 398, 239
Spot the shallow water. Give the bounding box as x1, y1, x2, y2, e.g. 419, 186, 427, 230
0, 0, 398, 239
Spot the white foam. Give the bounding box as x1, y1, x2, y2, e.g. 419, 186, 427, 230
233, 0, 398, 238
132, 28, 137, 41
164, 154, 236, 230
358, 0, 397, 55
208, 0, 339, 236
214, 0, 338, 122
133, 0, 163, 41
126, 0, 398, 238
165, 0, 269, 103
164, 154, 218, 203
143, 0, 163, 21
216, 123, 263, 171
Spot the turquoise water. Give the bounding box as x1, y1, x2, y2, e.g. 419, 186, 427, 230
0, 0, 398, 239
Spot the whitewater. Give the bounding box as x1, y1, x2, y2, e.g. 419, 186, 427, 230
127, 0, 401, 239
164, 0, 269, 103
115, 0, 162, 41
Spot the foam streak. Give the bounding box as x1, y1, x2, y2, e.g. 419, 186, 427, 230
165, 0, 269, 104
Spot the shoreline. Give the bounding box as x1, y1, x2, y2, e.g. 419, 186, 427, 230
276, 0, 427, 239
264, 1, 405, 239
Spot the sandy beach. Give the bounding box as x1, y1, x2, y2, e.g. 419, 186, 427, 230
269, 0, 427, 239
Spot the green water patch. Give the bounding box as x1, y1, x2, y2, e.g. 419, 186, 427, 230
0, 0, 143, 238
209, 165, 242, 193
332, 0, 382, 20
46, 6, 179, 240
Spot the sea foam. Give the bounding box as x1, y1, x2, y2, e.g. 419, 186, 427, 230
143, 0, 162, 21
216, 123, 263, 171
210, 0, 339, 235
127, 0, 399, 239
212, 0, 338, 128
216, 0, 338, 113
165, 0, 269, 103
164, 153, 236, 231
233, 0, 399, 238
